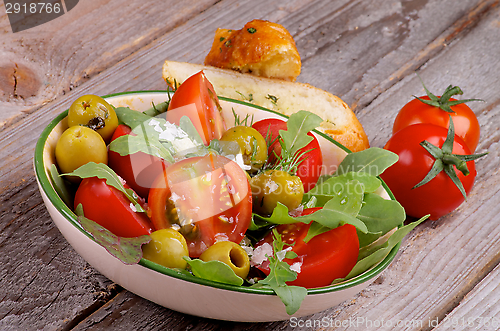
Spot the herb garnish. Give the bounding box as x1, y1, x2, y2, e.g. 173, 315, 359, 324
253, 229, 307, 315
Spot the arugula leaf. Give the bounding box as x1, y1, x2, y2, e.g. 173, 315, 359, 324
184, 257, 244, 286
255, 202, 368, 234
49, 164, 73, 207
255, 229, 307, 315
303, 176, 364, 211
109, 133, 175, 163
63, 162, 145, 213
356, 193, 406, 247
179, 115, 204, 146
336, 147, 398, 176
340, 172, 381, 193
303, 221, 330, 243
115, 107, 153, 129
337, 215, 429, 281
75, 204, 151, 265
279, 110, 323, 156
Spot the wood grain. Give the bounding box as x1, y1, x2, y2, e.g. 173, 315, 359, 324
1, 0, 499, 329
0, 0, 219, 129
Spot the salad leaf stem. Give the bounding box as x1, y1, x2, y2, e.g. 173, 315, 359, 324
255, 229, 307, 315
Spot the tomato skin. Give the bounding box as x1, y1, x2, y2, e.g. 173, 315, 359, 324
381, 123, 476, 220
393, 96, 480, 152
252, 118, 323, 192
74, 177, 153, 238
257, 207, 359, 288
108, 124, 170, 199
166, 71, 226, 145
148, 154, 252, 257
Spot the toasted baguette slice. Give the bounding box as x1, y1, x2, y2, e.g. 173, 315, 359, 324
204, 19, 301, 82
162, 60, 369, 152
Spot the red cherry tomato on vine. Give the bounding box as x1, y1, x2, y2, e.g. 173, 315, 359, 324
381, 123, 477, 220
148, 154, 252, 257
166, 71, 226, 145
252, 118, 323, 193
393, 93, 480, 152
108, 124, 170, 199
74, 177, 153, 237
256, 207, 359, 288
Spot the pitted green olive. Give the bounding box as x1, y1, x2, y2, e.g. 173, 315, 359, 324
220, 126, 268, 172
199, 241, 250, 279
142, 228, 189, 269
68, 94, 118, 143
250, 169, 304, 215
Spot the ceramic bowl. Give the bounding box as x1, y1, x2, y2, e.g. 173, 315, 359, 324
34, 91, 400, 322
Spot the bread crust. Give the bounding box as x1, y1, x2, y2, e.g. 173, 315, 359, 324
162, 60, 370, 152
204, 20, 301, 82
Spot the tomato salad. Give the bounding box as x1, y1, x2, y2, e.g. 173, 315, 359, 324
51, 71, 426, 315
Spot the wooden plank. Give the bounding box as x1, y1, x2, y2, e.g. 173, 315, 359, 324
0, 0, 323, 329
297, 2, 500, 330
0, 0, 499, 330
293, 0, 498, 112
0, 0, 219, 129
432, 263, 500, 331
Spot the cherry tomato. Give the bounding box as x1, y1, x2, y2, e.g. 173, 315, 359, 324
393, 96, 480, 153
148, 154, 252, 257
74, 177, 153, 238
166, 71, 226, 145
252, 118, 323, 192
108, 124, 170, 199
256, 207, 359, 288
381, 123, 477, 220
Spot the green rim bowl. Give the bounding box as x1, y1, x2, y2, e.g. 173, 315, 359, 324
34, 91, 400, 322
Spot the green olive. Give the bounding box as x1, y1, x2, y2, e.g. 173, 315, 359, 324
68, 94, 118, 143
250, 169, 304, 215
220, 126, 268, 172
55, 126, 108, 175
199, 241, 250, 279
142, 228, 189, 269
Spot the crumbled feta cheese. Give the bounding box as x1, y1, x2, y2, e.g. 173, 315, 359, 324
172, 137, 198, 154
148, 118, 160, 126
276, 246, 292, 261
164, 121, 189, 138
290, 262, 302, 273
130, 203, 137, 212
241, 245, 254, 257
266, 180, 279, 193
222, 153, 251, 171
170, 191, 181, 203
251, 242, 272, 266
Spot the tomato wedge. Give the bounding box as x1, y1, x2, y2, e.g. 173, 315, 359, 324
74, 177, 153, 238
148, 154, 252, 257
108, 124, 170, 199
166, 71, 226, 145
256, 207, 359, 288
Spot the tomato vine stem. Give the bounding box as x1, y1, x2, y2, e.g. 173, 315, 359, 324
413, 115, 487, 199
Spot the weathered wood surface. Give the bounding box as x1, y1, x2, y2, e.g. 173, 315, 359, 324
1, 0, 499, 330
